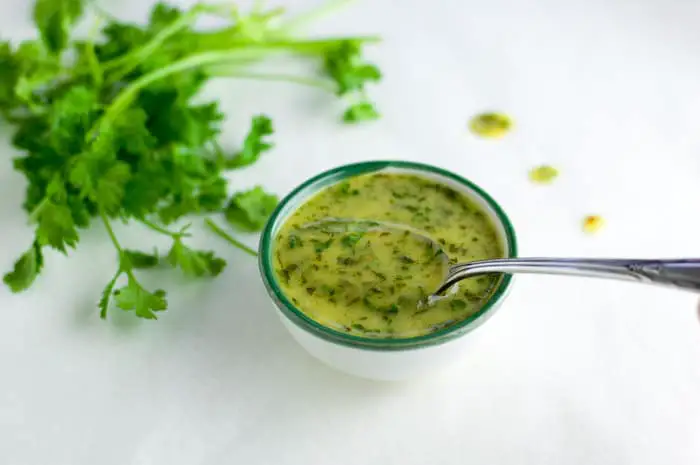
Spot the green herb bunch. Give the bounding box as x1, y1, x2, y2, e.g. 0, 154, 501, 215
0, 0, 381, 319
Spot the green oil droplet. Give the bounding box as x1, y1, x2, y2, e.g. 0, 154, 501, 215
469, 112, 513, 138
528, 165, 559, 184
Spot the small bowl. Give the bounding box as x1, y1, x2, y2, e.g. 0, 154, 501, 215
259, 161, 518, 381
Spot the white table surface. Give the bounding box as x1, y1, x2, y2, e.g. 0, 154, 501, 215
2, 0, 700, 463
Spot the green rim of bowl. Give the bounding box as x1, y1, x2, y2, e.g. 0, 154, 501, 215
258, 161, 518, 351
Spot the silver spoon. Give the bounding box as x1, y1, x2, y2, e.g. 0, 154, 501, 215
301, 218, 700, 297
434, 257, 700, 295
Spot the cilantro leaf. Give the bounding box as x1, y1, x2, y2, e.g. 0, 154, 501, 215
96, 162, 132, 212
48, 86, 100, 156
3, 240, 44, 292
99, 234, 161, 319
121, 166, 170, 219
343, 102, 380, 123
70, 155, 132, 214
34, 176, 80, 253
35, 202, 79, 252
148, 2, 183, 31
113, 277, 167, 320
122, 249, 160, 269
166, 239, 226, 277
323, 41, 381, 96
136, 145, 228, 224
111, 107, 158, 155
138, 90, 221, 147
1, 40, 63, 116
224, 186, 278, 232
33, 0, 85, 54
226, 115, 274, 169
95, 22, 149, 63
66, 117, 133, 215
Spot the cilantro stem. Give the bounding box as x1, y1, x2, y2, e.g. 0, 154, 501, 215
84, 43, 102, 87
214, 71, 336, 92
204, 219, 258, 257
99, 269, 121, 319
94, 50, 258, 137
92, 36, 380, 138
102, 6, 205, 77
99, 209, 139, 280
138, 218, 191, 238
83, 19, 104, 87
99, 209, 124, 255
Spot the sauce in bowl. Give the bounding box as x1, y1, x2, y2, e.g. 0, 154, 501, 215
273, 173, 504, 338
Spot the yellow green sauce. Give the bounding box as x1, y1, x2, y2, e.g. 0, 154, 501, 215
273, 173, 504, 338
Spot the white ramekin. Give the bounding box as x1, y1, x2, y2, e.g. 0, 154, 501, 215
259, 161, 517, 381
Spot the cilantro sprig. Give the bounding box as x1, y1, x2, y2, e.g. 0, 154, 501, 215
1, 0, 382, 319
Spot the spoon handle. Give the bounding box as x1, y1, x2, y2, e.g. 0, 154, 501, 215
436, 258, 700, 295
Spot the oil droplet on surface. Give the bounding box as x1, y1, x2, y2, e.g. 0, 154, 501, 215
529, 165, 559, 184
582, 215, 604, 234
469, 112, 513, 138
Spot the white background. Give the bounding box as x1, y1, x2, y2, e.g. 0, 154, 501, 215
1, 0, 700, 463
